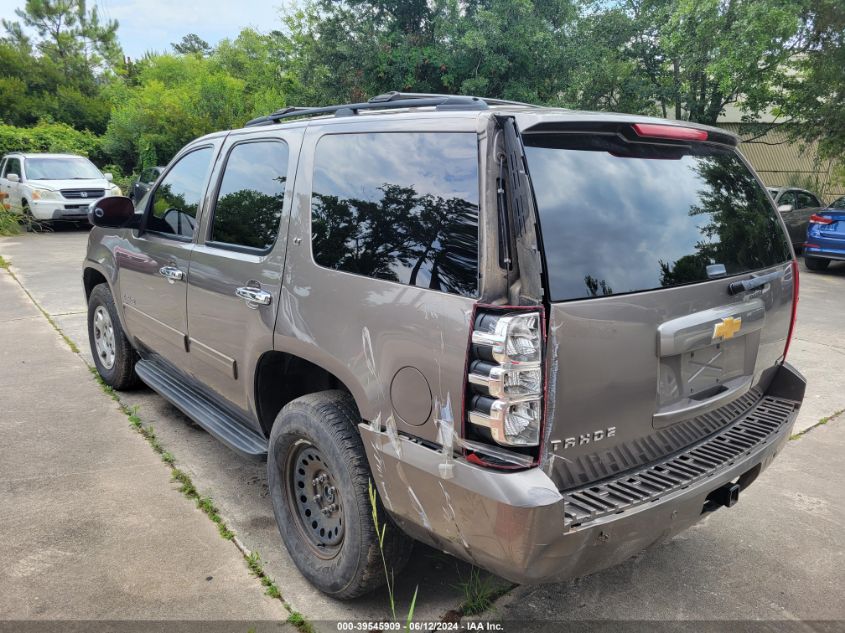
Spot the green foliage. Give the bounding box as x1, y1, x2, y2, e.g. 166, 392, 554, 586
0, 121, 102, 159
102, 54, 247, 172
0, 210, 21, 237
1, 0, 841, 177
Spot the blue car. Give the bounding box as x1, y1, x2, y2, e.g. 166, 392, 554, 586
804, 196, 845, 271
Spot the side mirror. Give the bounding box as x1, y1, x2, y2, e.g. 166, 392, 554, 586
778, 204, 793, 213
88, 196, 137, 228
104, 172, 114, 182
7, 173, 20, 183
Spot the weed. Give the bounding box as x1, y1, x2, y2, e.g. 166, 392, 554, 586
286, 611, 315, 633
369, 480, 418, 627
244, 550, 282, 598
456, 568, 505, 616
0, 255, 9, 269
790, 408, 844, 440
0, 209, 21, 237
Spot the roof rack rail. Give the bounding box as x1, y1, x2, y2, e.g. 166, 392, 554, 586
244, 91, 535, 127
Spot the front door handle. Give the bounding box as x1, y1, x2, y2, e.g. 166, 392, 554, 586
235, 286, 272, 307
159, 265, 184, 282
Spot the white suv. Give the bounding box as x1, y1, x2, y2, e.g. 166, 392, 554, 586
0, 153, 121, 227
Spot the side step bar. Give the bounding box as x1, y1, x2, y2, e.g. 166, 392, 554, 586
135, 359, 267, 458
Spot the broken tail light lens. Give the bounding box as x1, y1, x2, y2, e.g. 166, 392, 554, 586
468, 310, 544, 448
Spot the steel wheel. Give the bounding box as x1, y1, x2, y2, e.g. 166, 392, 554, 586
286, 441, 344, 557
92, 305, 116, 369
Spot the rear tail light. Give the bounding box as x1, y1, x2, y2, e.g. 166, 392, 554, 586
809, 213, 834, 225
632, 123, 708, 142
783, 260, 799, 361
468, 310, 544, 448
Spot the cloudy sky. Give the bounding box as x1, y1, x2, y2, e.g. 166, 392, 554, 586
0, 0, 283, 59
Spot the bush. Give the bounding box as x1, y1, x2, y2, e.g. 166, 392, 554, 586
0, 208, 21, 236
0, 122, 104, 163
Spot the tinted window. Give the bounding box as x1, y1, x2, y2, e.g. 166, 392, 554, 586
148, 148, 213, 238
779, 191, 796, 207
524, 134, 791, 302
796, 191, 819, 208
831, 197, 845, 210
311, 132, 479, 297
210, 141, 288, 250
4, 158, 21, 177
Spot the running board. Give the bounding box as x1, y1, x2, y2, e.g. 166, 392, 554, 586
135, 359, 267, 458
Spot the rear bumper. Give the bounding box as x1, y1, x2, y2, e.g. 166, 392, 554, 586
804, 243, 845, 262
362, 362, 805, 584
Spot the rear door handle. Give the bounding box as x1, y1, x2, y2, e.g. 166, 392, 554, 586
235, 286, 272, 306
159, 266, 184, 282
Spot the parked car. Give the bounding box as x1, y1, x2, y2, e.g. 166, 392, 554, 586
0, 153, 121, 228
804, 195, 845, 271
83, 92, 806, 599
128, 166, 164, 202
767, 186, 823, 251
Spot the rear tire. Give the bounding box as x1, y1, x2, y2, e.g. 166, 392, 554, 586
87, 283, 140, 390
267, 390, 412, 599
805, 256, 830, 271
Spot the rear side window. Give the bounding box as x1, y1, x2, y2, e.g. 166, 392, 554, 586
4, 158, 21, 177
148, 148, 213, 239
796, 191, 819, 209
524, 134, 791, 302
210, 141, 289, 250
311, 132, 480, 297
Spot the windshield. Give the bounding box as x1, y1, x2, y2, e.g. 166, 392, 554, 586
25, 157, 104, 181
523, 134, 791, 302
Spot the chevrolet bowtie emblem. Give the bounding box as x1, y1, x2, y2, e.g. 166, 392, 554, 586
713, 316, 742, 341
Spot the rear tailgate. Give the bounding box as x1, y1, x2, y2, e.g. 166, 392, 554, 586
521, 126, 796, 490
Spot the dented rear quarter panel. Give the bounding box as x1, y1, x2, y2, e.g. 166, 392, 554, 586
273, 114, 495, 443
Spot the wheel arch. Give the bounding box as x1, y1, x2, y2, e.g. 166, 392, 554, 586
254, 350, 366, 438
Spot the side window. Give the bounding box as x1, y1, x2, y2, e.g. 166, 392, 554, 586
779, 191, 796, 208
0, 159, 6, 177
210, 141, 289, 250
147, 148, 213, 239
5, 158, 21, 178
311, 132, 480, 298
797, 192, 819, 208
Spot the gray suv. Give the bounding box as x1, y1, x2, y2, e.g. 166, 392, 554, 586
83, 92, 806, 598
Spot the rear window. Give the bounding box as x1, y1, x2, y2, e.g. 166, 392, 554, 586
523, 134, 791, 302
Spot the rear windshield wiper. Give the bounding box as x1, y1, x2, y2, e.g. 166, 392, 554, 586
727, 269, 784, 295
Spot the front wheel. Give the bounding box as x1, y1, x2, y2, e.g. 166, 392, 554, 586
87, 283, 140, 389
267, 390, 412, 599
805, 256, 830, 272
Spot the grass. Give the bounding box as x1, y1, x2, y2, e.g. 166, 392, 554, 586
790, 408, 844, 440
286, 611, 315, 633
245, 550, 282, 599
455, 568, 512, 617
0, 209, 21, 237
369, 480, 418, 627
0, 255, 9, 269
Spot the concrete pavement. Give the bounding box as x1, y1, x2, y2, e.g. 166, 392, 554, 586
0, 265, 290, 624
2, 229, 844, 629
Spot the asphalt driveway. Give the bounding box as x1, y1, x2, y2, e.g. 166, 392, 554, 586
1, 228, 844, 630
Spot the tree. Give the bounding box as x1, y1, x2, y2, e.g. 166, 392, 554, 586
3, 0, 122, 73
777, 0, 845, 160
172, 33, 212, 56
